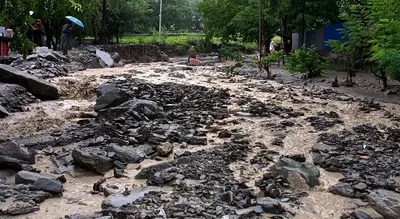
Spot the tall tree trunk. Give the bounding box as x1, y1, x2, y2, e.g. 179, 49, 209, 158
91, 15, 99, 43
116, 24, 120, 44
300, 0, 306, 47
280, 15, 290, 55
100, 0, 108, 44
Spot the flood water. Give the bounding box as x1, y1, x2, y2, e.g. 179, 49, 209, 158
2, 56, 393, 218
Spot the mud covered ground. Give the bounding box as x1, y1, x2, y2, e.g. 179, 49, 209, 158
1, 56, 400, 219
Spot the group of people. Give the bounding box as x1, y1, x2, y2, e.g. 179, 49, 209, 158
27, 19, 75, 55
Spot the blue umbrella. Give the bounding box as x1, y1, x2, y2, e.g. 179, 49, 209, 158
65, 16, 84, 28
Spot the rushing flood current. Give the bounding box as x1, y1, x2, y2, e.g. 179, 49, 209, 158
2, 56, 393, 218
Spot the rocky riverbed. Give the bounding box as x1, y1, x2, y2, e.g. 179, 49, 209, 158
0, 55, 399, 219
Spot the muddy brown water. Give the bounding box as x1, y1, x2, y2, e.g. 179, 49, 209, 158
2, 57, 393, 218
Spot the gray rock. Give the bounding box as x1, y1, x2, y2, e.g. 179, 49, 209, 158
157, 142, 174, 156
72, 149, 114, 174
329, 182, 354, 198
26, 54, 39, 61
106, 144, 155, 163
53, 52, 70, 62
41, 53, 59, 62
256, 197, 285, 214
135, 156, 192, 179
135, 162, 173, 179
97, 99, 160, 120
96, 49, 114, 67
5, 201, 40, 215
15, 170, 52, 185
0, 104, 9, 117
0, 83, 35, 113
96, 83, 118, 97
369, 189, 400, 219
101, 186, 163, 209
94, 88, 130, 112
350, 210, 373, 219
0, 64, 59, 100
0, 140, 35, 169
111, 53, 121, 63
271, 157, 320, 187
235, 206, 264, 217
353, 182, 368, 191
33, 177, 63, 194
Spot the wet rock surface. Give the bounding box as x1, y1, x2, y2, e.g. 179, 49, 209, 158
0, 179, 56, 215
0, 64, 60, 100
0, 140, 35, 169
0, 83, 36, 113
103, 143, 295, 218
368, 189, 400, 219
313, 124, 400, 197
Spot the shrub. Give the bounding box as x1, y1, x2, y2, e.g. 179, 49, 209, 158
286, 46, 326, 78
219, 45, 243, 61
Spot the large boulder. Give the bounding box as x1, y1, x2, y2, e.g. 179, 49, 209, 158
96, 49, 114, 67
0, 83, 36, 113
33, 178, 63, 194
271, 158, 320, 187
96, 83, 118, 97
15, 171, 53, 185
369, 189, 400, 219
72, 149, 113, 174
94, 88, 130, 112
329, 182, 354, 198
0, 140, 35, 169
0, 64, 59, 100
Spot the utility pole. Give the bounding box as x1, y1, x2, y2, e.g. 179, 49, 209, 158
159, 0, 163, 42
258, 0, 263, 70
301, 0, 306, 47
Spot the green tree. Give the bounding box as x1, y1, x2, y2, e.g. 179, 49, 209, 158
286, 45, 326, 78
33, 0, 82, 49
1, 0, 37, 57
328, 2, 372, 87
368, 0, 400, 87
108, 0, 149, 43
149, 0, 202, 32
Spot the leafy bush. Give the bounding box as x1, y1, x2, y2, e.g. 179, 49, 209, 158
286, 46, 326, 78
254, 50, 283, 78
219, 45, 243, 61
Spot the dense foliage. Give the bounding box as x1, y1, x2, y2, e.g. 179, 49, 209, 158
327, 0, 400, 88
198, 0, 342, 54
0, 0, 202, 55
328, 2, 372, 86
286, 46, 326, 78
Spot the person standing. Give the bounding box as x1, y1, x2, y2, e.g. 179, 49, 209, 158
29, 19, 45, 47
60, 21, 74, 55
217, 41, 223, 60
